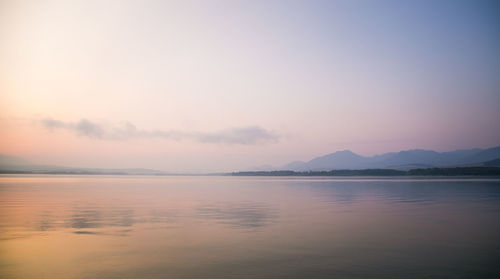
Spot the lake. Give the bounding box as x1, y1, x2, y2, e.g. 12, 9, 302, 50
1, 175, 500, 278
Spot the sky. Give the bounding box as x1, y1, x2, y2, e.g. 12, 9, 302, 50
1, 0, 499, 172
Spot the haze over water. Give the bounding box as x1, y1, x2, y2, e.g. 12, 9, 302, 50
1, 175, 500, 279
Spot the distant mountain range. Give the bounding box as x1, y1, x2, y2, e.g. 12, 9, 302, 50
2, 146, 500, 175
278, 146, 500, 171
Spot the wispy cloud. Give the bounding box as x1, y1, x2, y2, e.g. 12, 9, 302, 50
41, 118, 279, 145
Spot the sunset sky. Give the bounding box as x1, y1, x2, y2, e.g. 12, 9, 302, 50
1, 0, 499, 172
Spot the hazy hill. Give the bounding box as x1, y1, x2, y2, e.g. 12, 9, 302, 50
0, 154, 31, 166
281, 161, 307, 170
0, 154, 168, 175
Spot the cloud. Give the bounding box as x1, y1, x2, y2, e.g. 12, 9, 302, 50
42, 118, 105, 138
195, 126, 278, 145
40, 118, 279, 145
41, 118, 66, 129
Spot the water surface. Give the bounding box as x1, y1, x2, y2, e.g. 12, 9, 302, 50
1, 175, 500, 278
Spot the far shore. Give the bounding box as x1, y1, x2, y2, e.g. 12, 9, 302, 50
1, 166, 500, 176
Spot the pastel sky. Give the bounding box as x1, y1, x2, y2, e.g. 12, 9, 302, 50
1, 0, 499, 172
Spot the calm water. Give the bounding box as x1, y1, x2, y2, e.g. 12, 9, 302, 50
1, 175, 500, 279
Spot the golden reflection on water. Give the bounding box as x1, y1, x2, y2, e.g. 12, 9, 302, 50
1, 175, 500, 279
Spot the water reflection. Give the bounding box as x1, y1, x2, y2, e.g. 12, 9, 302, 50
306, 180, 500, 206
146, 209, 179, 227
16, 201, 276, 236
70, 209, 103, 229
73, 231, 102, 235
1, 175, 500, 279
36, 211, 54, 231
196, 201, 275, 229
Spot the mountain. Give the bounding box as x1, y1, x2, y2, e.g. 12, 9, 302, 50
373, 149, 446, 167
281, 146, 500, 171
306, 150, 370, 170
483, 158, 500, 166
462, 146, 500, 164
